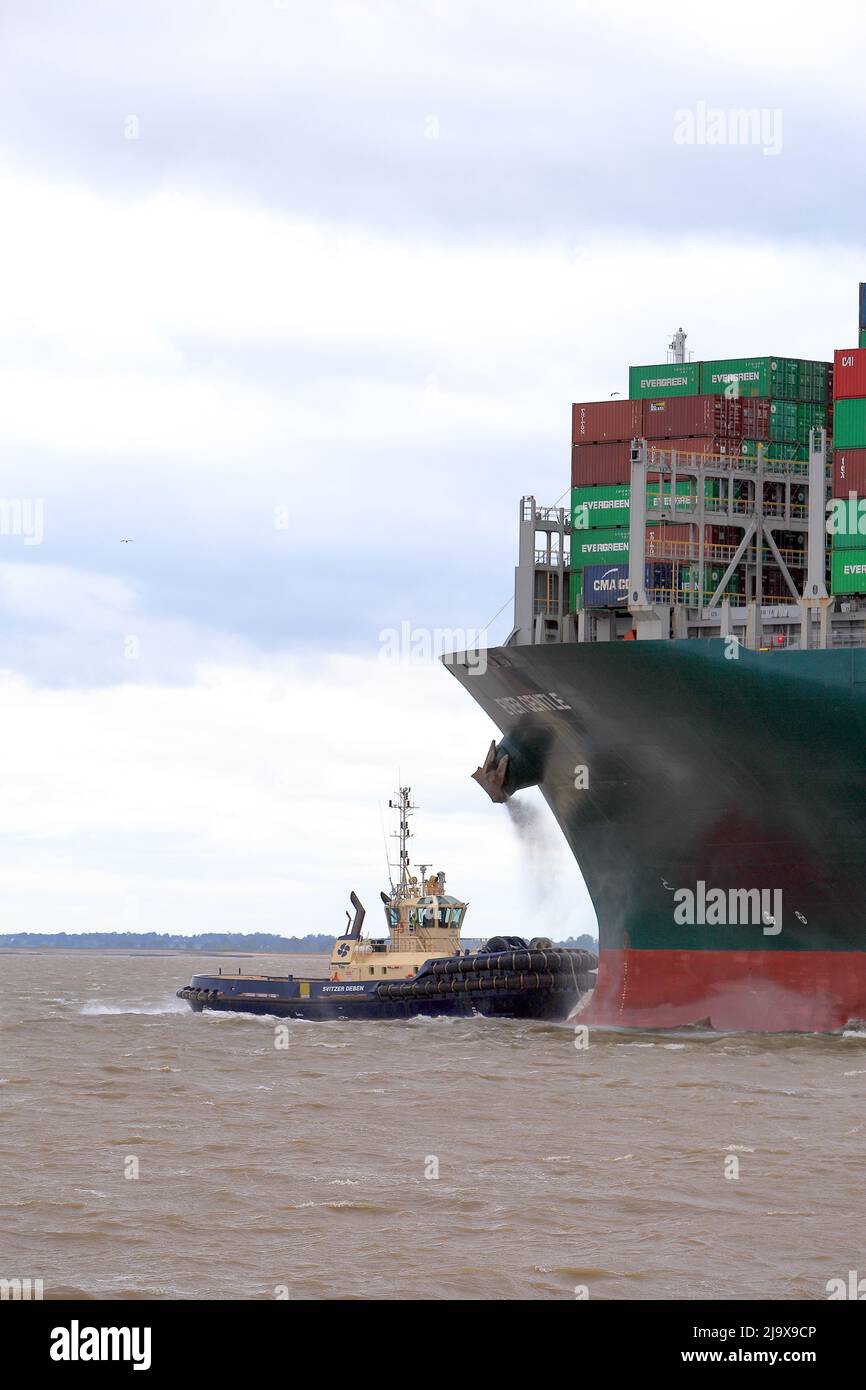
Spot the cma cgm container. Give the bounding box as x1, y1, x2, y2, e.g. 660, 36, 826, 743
642, 394, 741, 440
834, 399, 866, 450
572, 399, 643, 444
582, 562, 673, 607
833, 349, 866, 401
833, 448, 866, 497
831, 547, 866, 593
628, 363, 700, 400
700, 357, 800, 399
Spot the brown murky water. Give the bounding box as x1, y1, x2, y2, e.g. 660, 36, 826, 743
2, 951, 866, 1301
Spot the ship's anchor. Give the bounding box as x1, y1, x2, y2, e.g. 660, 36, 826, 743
472, 740, 511, 803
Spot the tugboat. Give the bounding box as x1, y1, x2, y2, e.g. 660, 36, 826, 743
177, 788, 597, 1022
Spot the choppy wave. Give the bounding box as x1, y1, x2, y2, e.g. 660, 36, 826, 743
79, 1000, 187, 1015
4, 950, 865, 1301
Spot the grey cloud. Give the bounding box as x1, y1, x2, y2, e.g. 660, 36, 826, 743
2, 1, 863, 241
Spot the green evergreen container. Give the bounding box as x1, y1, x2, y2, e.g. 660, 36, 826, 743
572, 527, 632, 569
834, 399, 866, 449
740, 439, 801, 462
645, 480, 697, 515
799, 360, 829, 404
569, 570, 582, 612
629, 363, 700, 399
572, 481, 694, 531
797, 401, 826, 445
679, 563, 740, 599
832, 545, 866, 592
827, 496, 866, 549
700, 357, 799, 399
571, 485, 630, 530
769, 400, 798, 442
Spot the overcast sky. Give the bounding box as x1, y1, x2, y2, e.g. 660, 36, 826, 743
0, 0, 863, 939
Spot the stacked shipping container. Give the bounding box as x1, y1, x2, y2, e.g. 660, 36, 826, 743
627, 363, 699, 398
830, 347, 866, 591
569, 353, 829, 613
570, 401, 642, 488
698, 356, 801, 399
572, 358, 829, 491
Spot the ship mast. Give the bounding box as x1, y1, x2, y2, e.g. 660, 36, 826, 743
668, 326, 687, 363
388, 787, 417, 902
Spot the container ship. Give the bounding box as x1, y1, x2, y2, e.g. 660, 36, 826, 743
448, 290, 866, 1033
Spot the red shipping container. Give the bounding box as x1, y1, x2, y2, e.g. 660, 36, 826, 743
833, 349, 866, 401
833, 448, 866, 497
573, 436, 740, 487
642, 395, 741, 441
741, 398, 770, 440
647, 436, 737, 464
572, 399, 643, 445
644, 522, 712, 562
571, 441, 633, 485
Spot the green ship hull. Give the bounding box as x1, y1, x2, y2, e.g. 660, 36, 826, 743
448, 640, 866, 1032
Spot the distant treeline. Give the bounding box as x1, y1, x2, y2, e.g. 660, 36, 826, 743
1, 930, 598, 951
1, 932, 339, 952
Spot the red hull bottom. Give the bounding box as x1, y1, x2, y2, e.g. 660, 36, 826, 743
581, 949, 866, 1033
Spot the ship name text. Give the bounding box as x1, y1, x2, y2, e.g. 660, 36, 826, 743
494, 691, 572, 716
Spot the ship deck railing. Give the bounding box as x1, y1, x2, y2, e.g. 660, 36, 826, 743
649, 500, 810, 520
647, 449, 812, 478
647, 541, 805, 567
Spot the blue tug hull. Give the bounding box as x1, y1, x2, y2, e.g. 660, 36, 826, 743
177, 947, 597, 1023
